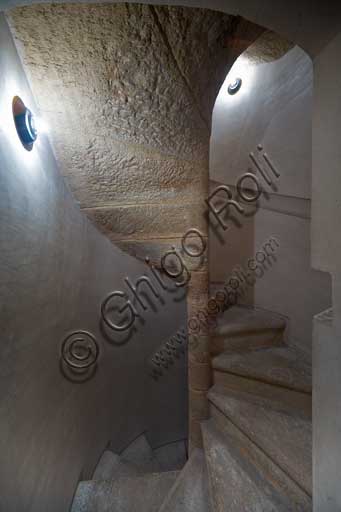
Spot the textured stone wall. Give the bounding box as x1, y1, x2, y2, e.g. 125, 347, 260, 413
8, 3, 262, 448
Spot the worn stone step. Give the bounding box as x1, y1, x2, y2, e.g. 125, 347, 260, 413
159, 449, 210, 512
120, 433, 160, 473
211, 305, 286, 354
92, 451, 143, 481
208, 386, 312, 495
71, 471, 179, 512
214, 305, 287, 336
212, 345, 312, 394
211, 373, 311, 420
153, 440, 187, 472
202, 418, 311, 511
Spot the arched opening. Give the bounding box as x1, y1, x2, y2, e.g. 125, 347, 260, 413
209, 32, 331, 358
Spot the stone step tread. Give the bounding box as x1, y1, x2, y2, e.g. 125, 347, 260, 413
212, 345, 312, 393
159, 449, 210, 512
210, 380, 311, 421
208, 387, 312, 495
213, 305, 286, 338
202, 419, 311, 511
71, 471, 179, 512
153, 440, 187, 472
92, 451, 143, 481
120, 433, 160, 473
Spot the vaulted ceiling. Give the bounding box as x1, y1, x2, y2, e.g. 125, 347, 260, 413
7, 4, 290, 261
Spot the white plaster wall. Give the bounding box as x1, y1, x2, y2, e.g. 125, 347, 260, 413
211, 46, 312, 198
0, 15, 187, 511
209, 45, 331, 354
312, 31, 341, 322
313, 309, 341, 511
312, 31, 341, 511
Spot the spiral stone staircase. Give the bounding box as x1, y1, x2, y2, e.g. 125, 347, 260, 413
71, 306, 312, 511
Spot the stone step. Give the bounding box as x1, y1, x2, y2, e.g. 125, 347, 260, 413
212, 345, 312, 394
214, 305, 287, 336
202, 418, 311, 511
153, 440, 187, 472
92, 451, 143, 481
208, 386, 312, 495
211, 305, 286, 355
159, 449, 210, 512
211, 374, 311, 420
71, 471, 179, 512
120, 433, 160, 473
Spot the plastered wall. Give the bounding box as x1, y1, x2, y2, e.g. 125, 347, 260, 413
0, 15, 188, 511
209, 44, 331, 355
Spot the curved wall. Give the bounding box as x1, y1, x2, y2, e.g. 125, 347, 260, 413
209, 44, 331, 354
0, 14, 187, 511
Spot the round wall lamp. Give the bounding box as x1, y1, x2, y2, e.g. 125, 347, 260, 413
12, 96, 38, 151
228, 77, 242, 95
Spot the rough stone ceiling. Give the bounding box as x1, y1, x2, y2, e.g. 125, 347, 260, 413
9, 4, 249, 208
3, 0, 341, 58
10, 4, 232, 207
7, 4, 290, 248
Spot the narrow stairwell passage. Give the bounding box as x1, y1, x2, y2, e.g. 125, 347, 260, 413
71, 307, 312, 511
71, 435, 186, 512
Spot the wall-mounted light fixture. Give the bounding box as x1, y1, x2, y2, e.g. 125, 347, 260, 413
228, 77, 242, 95
12, 96, 38, 151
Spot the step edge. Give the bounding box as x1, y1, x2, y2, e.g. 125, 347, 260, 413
212, 365, 312, 395
158, 449, 206, 512
213, 324, 286, 338
201, 418, 311, 511
207, 394, 312, 497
